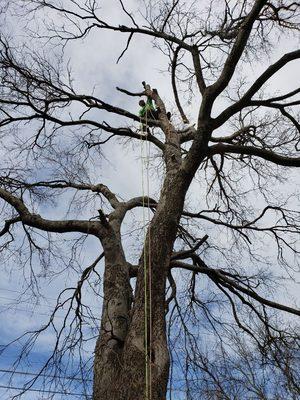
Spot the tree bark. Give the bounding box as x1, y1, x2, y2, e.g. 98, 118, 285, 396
93, 231, 133, 399
115, 173, 189, 399
93, 122, 204, 399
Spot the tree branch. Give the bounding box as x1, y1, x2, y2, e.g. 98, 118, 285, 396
0, 216, 21, 237
0, 179, 121, 209
208, 0, 268, 101
170, 260, 300, 316
0, 188, 102, 236
171, 46, 189, 123
191, 45, 206, 95
214, 49, 300, 127
208, 143, 300, 167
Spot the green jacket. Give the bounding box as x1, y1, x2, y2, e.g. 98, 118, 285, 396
139, 97, 155, 117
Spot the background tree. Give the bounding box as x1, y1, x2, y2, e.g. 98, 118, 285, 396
0, 0, 300, 399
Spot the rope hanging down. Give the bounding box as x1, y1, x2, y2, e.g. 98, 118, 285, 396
140, 114, 152, 400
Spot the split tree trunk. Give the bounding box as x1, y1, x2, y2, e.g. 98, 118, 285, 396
92, 110, 206, 399
93, 167, 193, 400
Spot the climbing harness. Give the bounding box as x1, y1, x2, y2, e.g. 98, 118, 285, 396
140, 112, 152, 400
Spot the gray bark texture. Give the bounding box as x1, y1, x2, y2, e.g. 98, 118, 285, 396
93, 134, 197, 400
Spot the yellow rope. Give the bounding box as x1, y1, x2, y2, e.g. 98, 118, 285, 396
140, 115, 149, 400
140, 112, 152, 400
146, 127, 152, 400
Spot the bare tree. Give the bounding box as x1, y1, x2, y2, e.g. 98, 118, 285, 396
0, 0, 300, 399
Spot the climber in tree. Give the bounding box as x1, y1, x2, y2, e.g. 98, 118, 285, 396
139, 96, 171, 120
138, 97, 171, 134
138, 96, 159, 134
138, 82, 171, 133
138, 96, 159, 120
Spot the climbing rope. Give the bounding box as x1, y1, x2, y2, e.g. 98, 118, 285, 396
146, 120, 153, 400
140, 113, 152, 400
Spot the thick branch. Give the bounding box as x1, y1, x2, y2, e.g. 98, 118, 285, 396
208, 0, 268, 100
2, 179, 121, 209
191, 45, 206, 95
171, 47, 189, 123
170, 260, 300, 316
208, 143, 300, 167
214, 49, 300, 127
0, 188, 101, 236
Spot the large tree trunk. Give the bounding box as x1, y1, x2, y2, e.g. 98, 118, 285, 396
117, 172, 189, 400
93, 125, 201, 399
